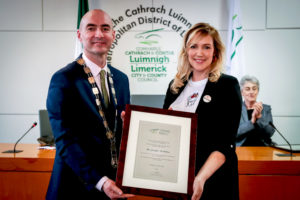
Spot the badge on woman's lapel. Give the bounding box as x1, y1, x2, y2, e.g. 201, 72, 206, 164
203, 95, 212, 103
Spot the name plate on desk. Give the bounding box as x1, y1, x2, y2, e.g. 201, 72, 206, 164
116, 105, 197, 199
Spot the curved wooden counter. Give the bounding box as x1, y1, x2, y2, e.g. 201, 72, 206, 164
0, 143, 54, 200
0, 144, 299, 200
237, 147, 300, 200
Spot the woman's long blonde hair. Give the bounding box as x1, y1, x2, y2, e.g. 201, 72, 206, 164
171, 23, 225, 93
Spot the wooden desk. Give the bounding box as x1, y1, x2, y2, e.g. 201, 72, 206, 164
237, 147, 300, 200
1, 144, 299, 200
0, 143, 54, 200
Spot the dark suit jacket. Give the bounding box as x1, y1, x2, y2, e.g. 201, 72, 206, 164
236, 102, 275, 146
46, 58, 130, 200
163, 74, 242, 200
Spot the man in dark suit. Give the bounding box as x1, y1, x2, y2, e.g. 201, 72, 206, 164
46, 9, 132, 200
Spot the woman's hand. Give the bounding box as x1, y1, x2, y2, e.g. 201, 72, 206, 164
121, 111, 125, 122
191, 176, 205, 200
253, 102, 263, 118
191, 151, 225, 200
251, 102, 263, 123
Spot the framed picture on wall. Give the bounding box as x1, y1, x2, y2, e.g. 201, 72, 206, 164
116, 105, 197, 199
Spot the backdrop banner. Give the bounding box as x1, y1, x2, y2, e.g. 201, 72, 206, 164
89, 1, 195, 94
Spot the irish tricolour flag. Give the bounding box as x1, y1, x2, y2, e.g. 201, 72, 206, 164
226, 0, 245, 81
75, 0, 89, 58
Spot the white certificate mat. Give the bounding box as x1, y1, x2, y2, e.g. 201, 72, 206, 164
122, 110, 191, 194
133, 120, 181, 183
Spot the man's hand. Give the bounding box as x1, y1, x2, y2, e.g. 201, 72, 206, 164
102, 179, 134, 199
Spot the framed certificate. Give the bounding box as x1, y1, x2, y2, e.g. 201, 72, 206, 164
116, 105, 198, 199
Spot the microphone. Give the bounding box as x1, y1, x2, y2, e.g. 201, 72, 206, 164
269, 122, 294, 157
2, 122, 38, 153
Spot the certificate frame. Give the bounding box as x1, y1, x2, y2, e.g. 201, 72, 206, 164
116, 104, 197, 199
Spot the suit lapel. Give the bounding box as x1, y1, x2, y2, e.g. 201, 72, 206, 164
241, 102, 248, 122
195, 80, 214, 113
75, 62, 104, 122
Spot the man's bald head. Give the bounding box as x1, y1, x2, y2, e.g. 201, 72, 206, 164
77, 9, 115, 63
79, 9, 113, 31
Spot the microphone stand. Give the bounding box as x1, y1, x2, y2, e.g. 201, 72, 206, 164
269, 122, 294, 157
2, 122, 37, 153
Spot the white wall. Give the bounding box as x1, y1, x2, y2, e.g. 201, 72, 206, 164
0, 0, 299, 145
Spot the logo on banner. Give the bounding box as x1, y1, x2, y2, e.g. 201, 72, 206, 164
106, 4, 192, 94
128, 28, 172, 82
135, 28, 163, 45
